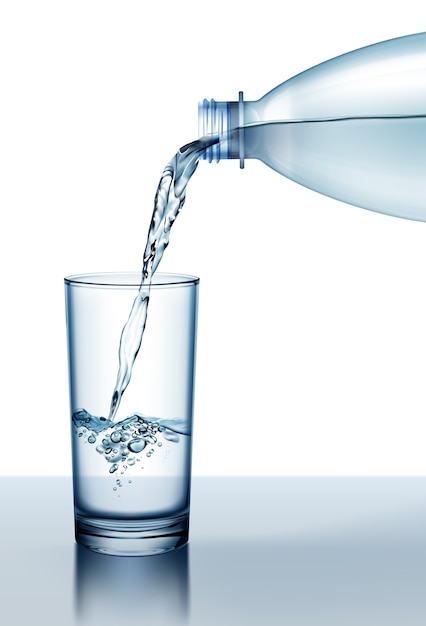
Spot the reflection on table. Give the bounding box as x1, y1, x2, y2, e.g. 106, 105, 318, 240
1, 477, 426, 625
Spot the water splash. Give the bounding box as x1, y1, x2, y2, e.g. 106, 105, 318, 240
72, 408, 186, 477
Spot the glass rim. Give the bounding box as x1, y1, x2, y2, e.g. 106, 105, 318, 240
64, 271, 200, 288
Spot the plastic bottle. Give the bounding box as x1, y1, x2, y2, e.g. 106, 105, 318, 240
199, 33, 426, 221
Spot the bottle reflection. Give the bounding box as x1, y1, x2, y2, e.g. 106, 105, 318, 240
74, 543, 190, 623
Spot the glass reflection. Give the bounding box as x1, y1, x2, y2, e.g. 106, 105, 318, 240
74, 543, 190, 623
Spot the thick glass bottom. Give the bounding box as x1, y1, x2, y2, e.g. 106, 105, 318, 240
75, 513, 189, 556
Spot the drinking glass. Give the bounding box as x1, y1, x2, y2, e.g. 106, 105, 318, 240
65, 272, 199, 556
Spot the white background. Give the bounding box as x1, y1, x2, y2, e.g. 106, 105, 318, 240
1, 1, 426, 476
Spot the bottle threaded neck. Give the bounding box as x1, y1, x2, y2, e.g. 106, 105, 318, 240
198, 93, 245, 167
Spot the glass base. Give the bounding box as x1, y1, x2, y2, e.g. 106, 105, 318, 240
75, 513, 189, 556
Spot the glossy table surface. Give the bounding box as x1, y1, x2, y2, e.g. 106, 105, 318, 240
1, 477, 426, 625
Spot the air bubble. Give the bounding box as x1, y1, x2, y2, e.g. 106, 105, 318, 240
109, 464, 118, 473
88, 435, 96, 444
78, 432, 83, 438
110, 431, 122, 443
128, 438, 146, 454
163, 431, 180, 443
157, 442, 162, 447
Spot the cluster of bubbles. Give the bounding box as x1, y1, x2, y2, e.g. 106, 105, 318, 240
72, 409, 180, 489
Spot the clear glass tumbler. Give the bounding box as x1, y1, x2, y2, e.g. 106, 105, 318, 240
65, 272, 199, 556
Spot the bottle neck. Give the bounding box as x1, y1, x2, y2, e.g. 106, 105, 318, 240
198, 92, 245, 168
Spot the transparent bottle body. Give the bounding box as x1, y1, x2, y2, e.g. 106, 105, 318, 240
199, 33, 426, 221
